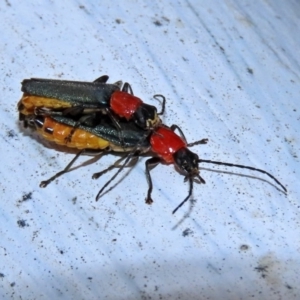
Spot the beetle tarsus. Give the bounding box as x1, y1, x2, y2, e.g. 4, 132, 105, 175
145, 197, 153, 205
40, 180, 50, 188
188, 138, 208, 147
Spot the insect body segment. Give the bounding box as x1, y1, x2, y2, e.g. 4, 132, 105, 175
32, 115, 110, 150
111, 91, 143, 119
18, 76, 121, 119
111, 91, 163, 129
18, 95, 72, 116
24, 113, 150, 152
150, 126, 187, 163
21, 76, 121, 108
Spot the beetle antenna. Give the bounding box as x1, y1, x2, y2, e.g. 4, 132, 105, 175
172, 177, 194, 214
198, 159, 287, 193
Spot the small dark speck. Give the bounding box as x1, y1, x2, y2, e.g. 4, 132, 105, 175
285, 284, 293, 290
115, 19, 123, 24
219, 46, 225, 52
7, 129, 16, 138
78, 5, 90, 14
240, 244, 250, 251
255, 265, 268, 278
88, 277, 93, 280
0, 273, 4, 278
59, 250, 64, 254
182, 57, 189, 62
17, 219, 28, 228
21, 192, 33, 202
237, 85, 242, 90
112, 239, 117, 242
72, 197, 77, 204
247, 68, 254, 74
10, 282, 15, 287
182, 228, 193, 237
255, 266, 268, 272
153, 20, 162, 26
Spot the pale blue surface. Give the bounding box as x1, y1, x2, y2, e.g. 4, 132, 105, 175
1, 1, 299, 299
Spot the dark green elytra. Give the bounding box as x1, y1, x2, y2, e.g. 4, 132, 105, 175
50, 114, 150, 149
21, 77, 122, 107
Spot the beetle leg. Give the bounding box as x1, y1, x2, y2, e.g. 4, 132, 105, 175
187, 138, 208, 147
62, 106, 85, 117
145, 157, 162, 204
105, 108, 122, 130
63, 113, 99, 143
170, 124, 208, 147
103, 108, 128, 147
92, 155, 138, 179
40, 149, 85, 187
93, 75, 109, 83
170, 124, 188, 143
172, 177, 194, 214
95, 150, 140, 201
153, 94, 166, 116
121, 82, 134, 94
19, 113, 28, 127
113, 80, 123, 89
39, 149, 105, 187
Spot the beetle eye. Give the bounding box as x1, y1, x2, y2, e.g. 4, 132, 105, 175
181, 160, 188, 168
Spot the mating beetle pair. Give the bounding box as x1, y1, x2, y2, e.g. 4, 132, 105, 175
18, 75, 287, 214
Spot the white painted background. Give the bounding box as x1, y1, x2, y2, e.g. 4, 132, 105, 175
1, 1, 299, 299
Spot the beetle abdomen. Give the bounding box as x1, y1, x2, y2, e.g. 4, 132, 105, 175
18, 95, 72, 115
35, 116, 110, 150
